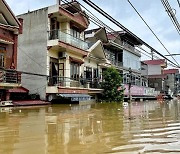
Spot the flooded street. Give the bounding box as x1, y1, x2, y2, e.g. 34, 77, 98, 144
1, 100, 180, 154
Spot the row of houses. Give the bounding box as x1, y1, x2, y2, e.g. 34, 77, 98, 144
0, 0, 179, 103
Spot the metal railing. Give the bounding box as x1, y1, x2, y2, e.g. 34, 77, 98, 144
48, 76, 102, 89
122, 41, 141, 55
0, 69, 21, 84
48, 30, 89, 50
115, 61, 123, 67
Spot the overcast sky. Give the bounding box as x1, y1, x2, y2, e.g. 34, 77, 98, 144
6, 0, 180, 68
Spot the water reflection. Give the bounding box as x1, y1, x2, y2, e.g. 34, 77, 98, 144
0, 100, 180, 153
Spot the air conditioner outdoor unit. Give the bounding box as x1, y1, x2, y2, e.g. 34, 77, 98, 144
59, 52, 67, 59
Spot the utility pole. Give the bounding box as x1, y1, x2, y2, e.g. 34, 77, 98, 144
151, 50, 154, 60
128, 67, 132, 120
128, 67, 132, 104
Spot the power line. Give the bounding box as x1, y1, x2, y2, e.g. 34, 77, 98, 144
78, 0, 165, 62
62, 1, 166, 63
177, 0, 180, 7
61, 0, 179, 68
81, 0, 180, 68
126, 0, 180, 67
161, 0, 180, 35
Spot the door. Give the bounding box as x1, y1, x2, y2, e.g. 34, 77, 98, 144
49, 58, 59, 85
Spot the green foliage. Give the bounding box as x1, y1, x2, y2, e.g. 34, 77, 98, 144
101, 67, 124, 102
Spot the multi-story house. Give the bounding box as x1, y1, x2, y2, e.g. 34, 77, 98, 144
142, 59, 167, 92
17, 1, 105, 102
0, 0, 22, 101
85, 28, 152, 98
163, 69, 179, 95
175, 74, 180, 94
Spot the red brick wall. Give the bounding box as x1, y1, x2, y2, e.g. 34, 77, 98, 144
0, 28, 18, 69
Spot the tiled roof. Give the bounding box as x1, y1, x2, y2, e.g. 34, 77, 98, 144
148, 74, 167, 79
143, 59, 166, 65
107, 33, 119, 41
163, 69, 179, 74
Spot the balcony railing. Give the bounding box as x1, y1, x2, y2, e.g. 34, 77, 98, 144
0, 69, 21, 84
48, 30, 89, 50
48, 76, 101, 89
122, 41, 141, 55
114, 61, 123, 68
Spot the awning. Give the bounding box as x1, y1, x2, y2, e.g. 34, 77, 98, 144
7, 87, 29, 93
58, 93, 92, 102
69, 56, 84, 65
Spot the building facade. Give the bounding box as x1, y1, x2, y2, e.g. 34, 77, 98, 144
17, 1, 105, 101
142, 59, 167, 92
163, 69, 179, 95
176, 74, 180, 94
0, 0, 22, 101
85, 28, 157, 98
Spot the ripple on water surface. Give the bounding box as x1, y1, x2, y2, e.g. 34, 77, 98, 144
0, 101, 180, 153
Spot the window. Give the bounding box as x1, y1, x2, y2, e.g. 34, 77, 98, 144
84, 67, 92, 80
70, 27, 80, 38
93, 68, 98, 78
0, 47, 5, 68
0, 53, 4, 68
70, 62, 80, 80
50, 18, 59, 39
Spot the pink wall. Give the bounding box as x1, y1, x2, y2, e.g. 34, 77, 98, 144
124, 84, 144, 96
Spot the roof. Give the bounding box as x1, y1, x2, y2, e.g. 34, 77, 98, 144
85, 27, 108, 43
87, 40, 106, 60
163, 69, 179, 74
148, 74, 167, 79
0, 0, 20, 27
69, 56, 84, 65
118, 31, 143, 45
107, 32, 119, 41
61, 1, 89, 28
143, 59, 166, 65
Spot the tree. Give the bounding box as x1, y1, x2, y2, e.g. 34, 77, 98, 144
101, 67, 124, 102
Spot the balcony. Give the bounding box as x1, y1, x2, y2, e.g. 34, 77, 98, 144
0, 69, 21, 85
48, 30, 89, 51
48, 76, 101, 89
114, 61, 123, 68
122, 41, 141, 55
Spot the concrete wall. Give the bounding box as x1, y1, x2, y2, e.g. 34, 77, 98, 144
165, 74, 175, 94
141, 64, 148, 76
148, 65, 161, 75
17, 8, 48, 100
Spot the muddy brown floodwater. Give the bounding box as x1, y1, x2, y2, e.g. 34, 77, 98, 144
0, 100, 180, 154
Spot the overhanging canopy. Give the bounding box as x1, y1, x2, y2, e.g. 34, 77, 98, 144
69, 56, 84, 65
58, 94, 92, 102
88, 40, 106, 60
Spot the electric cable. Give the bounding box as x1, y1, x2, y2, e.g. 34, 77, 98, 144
127, 0, 180, 66
81, 0, 180, 68
62, 0, 179, 68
